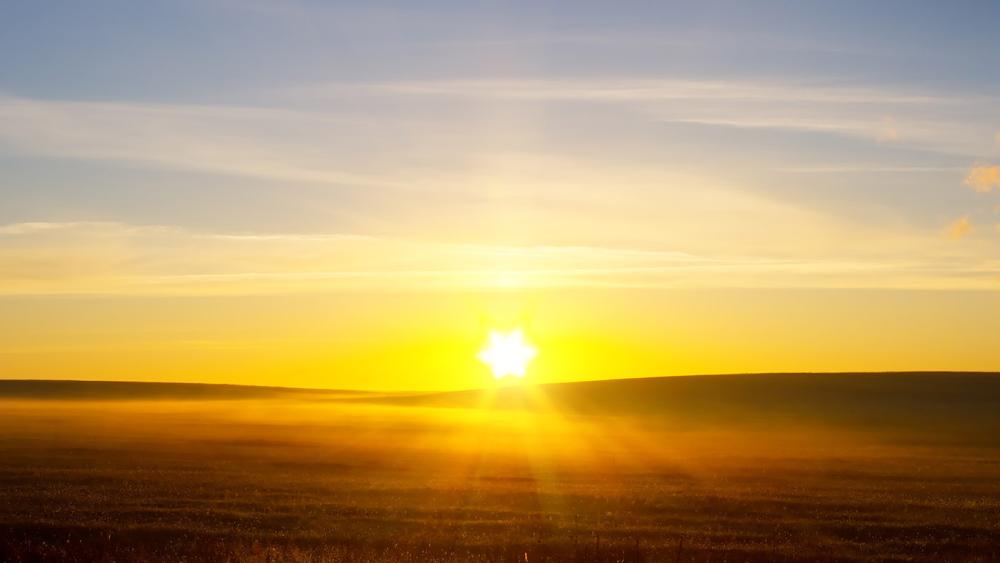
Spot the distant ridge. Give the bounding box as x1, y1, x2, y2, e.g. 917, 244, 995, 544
3, 371, 999, 402
4, 373, 1000, 444
390, 371, 1000, 411
375, 372, 1000, 444
0, 379, 365, 400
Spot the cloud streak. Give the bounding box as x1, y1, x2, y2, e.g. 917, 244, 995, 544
0, 96, 413, 189
295, 78, 953, 105
285, 78, 998, 156
0, 222, 996, 295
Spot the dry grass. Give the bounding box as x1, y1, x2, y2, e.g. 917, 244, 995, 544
1, 375, 999, 562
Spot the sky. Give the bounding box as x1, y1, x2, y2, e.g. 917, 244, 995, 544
2, 1, 1000, 390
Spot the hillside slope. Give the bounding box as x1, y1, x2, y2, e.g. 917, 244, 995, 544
394, 372, 1000, 443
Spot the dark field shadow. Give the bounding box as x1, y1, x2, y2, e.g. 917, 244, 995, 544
1, 373, 999, 562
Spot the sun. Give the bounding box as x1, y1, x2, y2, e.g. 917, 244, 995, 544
478, 329, 537, 380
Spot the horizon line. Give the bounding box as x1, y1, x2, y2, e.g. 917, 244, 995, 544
3, 370, 1000, 396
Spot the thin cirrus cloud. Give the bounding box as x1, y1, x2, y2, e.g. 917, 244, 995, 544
298, 78, 948, 104
3, 91, 971, 257
0, 91, 883, 253
0, 96, 414, 190
0, 221, 997, 296
0, 82, 990, 194
286, 78, 996, 156
2, 83, 998, 294
2, 82, 977, 207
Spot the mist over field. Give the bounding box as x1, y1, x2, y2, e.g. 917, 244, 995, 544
2, 374, 999, 562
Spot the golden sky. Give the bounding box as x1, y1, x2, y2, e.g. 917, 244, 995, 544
3, 287, 1000, 390
2, 2, 1000, 389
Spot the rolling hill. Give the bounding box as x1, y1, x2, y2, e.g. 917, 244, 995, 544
4, 372, 1000, 444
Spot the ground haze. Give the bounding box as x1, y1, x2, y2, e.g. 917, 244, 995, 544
1, 373, 999, 562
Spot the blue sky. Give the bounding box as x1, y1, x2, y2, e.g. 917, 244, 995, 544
2, 0, 1000, 291
4, 1, 1000, 98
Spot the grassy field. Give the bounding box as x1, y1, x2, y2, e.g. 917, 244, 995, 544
1, 373, 999, 562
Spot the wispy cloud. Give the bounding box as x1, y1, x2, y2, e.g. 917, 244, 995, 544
423, 29, 861, 57
0, 96, 410, 189
0, 221, 996, 295
286, 78, 995, 155
0, 94, 920, 257
773, 166, 963, 174
0, 221, 106, 235
291, 78, 955, 106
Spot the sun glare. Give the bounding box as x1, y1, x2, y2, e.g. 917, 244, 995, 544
478, 329, 537, 380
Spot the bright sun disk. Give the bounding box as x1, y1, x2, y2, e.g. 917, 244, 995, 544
478, 329, 537, 379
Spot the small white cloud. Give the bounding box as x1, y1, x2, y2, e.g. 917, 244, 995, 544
964, 164, 1000, 193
